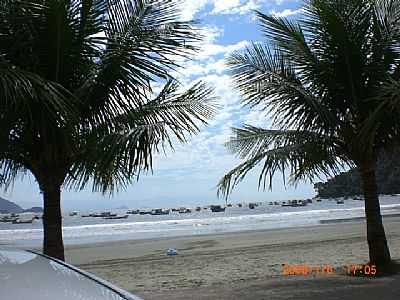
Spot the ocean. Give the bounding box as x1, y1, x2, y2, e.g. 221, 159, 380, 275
1, 195, 400, 247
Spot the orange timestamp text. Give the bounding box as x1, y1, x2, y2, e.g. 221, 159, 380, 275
282, 264, 377, 276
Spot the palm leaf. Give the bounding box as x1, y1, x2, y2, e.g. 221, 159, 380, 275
218, 125, 348, 199
227, 43, 339, 132
66, 80, 216, 193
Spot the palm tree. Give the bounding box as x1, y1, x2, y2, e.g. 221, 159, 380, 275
0, 0, 215, 261
218, 0, 400, 268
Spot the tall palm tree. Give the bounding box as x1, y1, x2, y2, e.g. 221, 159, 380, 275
0, 0, 215, 261
218, 0, 400, 267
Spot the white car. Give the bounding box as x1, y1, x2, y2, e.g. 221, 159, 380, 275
0, 249, 143, 300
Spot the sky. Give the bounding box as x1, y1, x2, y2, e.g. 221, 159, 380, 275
0, 0, 320, 211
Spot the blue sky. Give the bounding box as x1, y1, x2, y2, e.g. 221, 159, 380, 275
1, 0, 320, 211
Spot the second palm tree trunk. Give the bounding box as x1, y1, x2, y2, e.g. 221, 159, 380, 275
359, 161, 391, 267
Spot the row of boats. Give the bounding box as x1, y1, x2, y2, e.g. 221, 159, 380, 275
69, 198, 350, 219
71, 205, 228, 218
0, 213, 40, 224
1, 198, 349, 224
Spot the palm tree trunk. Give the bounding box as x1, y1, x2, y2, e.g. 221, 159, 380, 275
359, 161, 391, 267
42, 183, 65, 261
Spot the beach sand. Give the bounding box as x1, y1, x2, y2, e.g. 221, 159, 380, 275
65, 217, 400, 299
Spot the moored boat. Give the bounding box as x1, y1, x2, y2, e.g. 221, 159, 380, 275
151, 209, 169, 215
92, 212, 117, 218
12, 218, 34, 224
178, 207, 191, 214
103, 214, 128, 220
249, 203, 256, 209
210, 205, 225, 212
282, 200, 307, 207
0, 215, 18, 223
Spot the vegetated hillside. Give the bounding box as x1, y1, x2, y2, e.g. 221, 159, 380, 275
24, 207, 43, 213
0, 197, 24, 213
314, 151, 400, 198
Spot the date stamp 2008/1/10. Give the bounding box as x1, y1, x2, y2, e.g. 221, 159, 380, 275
282, 264, 377, 276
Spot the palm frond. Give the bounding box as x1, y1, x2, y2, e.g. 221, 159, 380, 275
76, 0, 203, 127
218, 125, 347, 199
66, 80, 216, 193
227, 43, 339, 132
358, 79, 400, 154
0, 62, 74, 118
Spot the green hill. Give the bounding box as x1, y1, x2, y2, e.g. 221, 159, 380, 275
314, 151, 400, 198
0, 197, 24, 213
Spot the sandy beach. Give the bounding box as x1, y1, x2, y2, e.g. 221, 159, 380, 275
63, 216, 400, 299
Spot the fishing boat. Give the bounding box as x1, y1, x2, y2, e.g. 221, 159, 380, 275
69, 211, 78, 216
127, 209, 139, 214
0, 213, 19, 223
151, 209, 169, 215
139, 210, 152, 215
0, 216, 18, 223
292, 200, 307, 207
210, 205, 225, 212
178, 207, 191, 214
92, 212, 117, 218
12, 218, 34, 224
249, 203, 256, 209
336, 199, 345, 204
282, 200, 307, 207
103, 215, 128, 220
195, 207, 202, 212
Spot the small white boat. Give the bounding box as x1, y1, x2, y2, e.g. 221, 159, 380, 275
103, 214, 128, 220
178, 207, 191, 214
12, 218, 34, 224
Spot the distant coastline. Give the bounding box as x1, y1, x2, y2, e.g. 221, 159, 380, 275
0, 196, 43, 214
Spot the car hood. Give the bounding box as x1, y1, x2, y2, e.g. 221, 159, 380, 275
0, 249, 143, 300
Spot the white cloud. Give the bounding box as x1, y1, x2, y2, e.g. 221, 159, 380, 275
180, 0, 210, 21
169, 24, 249, 79
241, 109, 270, 128
212, 0, 263, 15
270, 8, 303, 18
199, 39, 249, 59
181, 0, 266, 20
212, 0, 241, 14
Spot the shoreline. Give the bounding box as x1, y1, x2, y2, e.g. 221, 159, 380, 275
63, 220, 370, 264
61, 216, 400, 299
5, 208, 400, 249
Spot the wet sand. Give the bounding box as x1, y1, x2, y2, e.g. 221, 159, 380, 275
65, 217, 400, 299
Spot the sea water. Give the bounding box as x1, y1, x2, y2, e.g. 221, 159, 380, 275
1, 196, 400, 247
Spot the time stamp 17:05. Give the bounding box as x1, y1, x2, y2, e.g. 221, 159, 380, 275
282, 264, 378, 276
